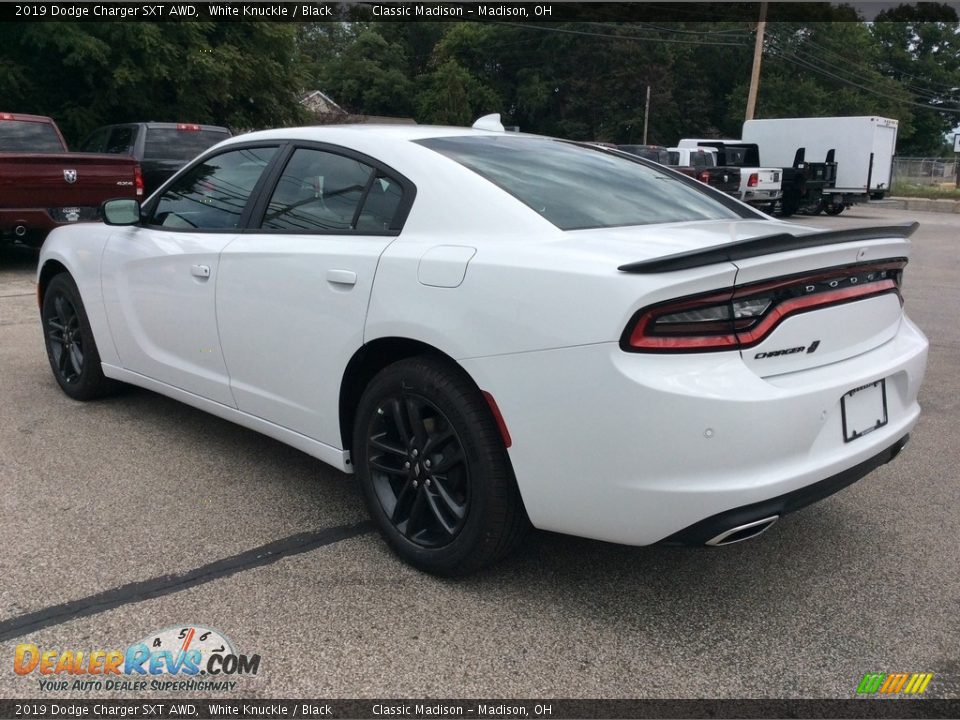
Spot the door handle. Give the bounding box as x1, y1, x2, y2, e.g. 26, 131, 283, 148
327, 269, 357, 286
191, 264, 211, 278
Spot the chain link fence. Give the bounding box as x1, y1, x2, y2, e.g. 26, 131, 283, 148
892, 157, 958, 189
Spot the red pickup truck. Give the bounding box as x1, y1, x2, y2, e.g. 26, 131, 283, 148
0, 112, 142, 247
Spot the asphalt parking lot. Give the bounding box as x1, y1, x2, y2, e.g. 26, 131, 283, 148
0, 204, 957, 700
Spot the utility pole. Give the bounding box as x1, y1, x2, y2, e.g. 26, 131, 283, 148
745, 1, 768, 122
643, 85, 651, 144
954, 134, 960, 189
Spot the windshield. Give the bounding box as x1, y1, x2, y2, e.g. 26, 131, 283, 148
417, 135, 743, 231
0, 120, 64, 152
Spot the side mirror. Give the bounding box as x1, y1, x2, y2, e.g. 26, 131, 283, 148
101, 198, 141, 226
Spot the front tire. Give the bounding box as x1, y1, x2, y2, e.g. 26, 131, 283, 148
41, 273, 119, 400
353, 356, 527, 575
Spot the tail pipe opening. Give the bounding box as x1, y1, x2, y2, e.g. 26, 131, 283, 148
705, 516, 779, 547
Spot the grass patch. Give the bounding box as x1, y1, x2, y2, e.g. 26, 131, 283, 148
891, 182, 960, 199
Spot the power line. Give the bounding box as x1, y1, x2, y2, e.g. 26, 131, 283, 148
769, 25, 960, 97
766, 33, 951, 104
498, 23, 751, 47
766, 44, 960, 113
582, 21, 751, 37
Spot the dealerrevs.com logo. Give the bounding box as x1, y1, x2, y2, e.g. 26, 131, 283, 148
14, 625, 260, 692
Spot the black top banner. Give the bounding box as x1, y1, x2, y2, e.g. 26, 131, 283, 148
4, 699, 960, 719
2, 1, 959, 23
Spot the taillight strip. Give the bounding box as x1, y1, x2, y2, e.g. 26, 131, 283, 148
734, 279, 898, 347
622, 259, 906, 353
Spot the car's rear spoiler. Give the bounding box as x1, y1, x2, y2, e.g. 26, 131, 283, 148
618, 222, 919, 274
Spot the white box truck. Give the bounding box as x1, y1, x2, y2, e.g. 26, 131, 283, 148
742, 116, 898, 214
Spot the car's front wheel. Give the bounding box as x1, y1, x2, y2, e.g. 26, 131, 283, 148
353, 356, 527, 575
42, 273, 119, 401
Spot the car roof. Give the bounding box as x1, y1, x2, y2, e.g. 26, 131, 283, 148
88, 122, 230, 132
0, 112, 55, 123
228, 124, 525, 145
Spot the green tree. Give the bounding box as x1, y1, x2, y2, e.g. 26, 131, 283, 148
312, 27, 415, 117
727, 21, 916, 141
871, 5, 960, 155
416, 58, 499, 125
0, 22, 307, 143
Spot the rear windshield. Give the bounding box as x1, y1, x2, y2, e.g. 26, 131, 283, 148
711, 144, 760, 167
417, 136, 742, 230
144, 127, 231, 162
0, 120, 64, 152
690, 151, 716, 168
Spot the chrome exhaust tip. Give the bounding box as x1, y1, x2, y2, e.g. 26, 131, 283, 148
705, 515, 779, 547
14, 225, 27, 237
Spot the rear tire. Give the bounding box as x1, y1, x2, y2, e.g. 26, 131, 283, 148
41, 274, 120, 401
353, 356, 528, 576
778, 195, 800, 217
825, 203, 845, 216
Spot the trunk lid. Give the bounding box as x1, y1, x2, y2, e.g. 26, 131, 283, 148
731, 235, 909, 377
612, 221, 915, 376
569, 218, 801, 265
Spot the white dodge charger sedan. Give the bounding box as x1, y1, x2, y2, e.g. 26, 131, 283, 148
37, 121, 928, 575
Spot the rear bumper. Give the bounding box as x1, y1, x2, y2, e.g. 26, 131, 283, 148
662, 433, 909, 545
461, 315, 928, 546
0, 208, 98, 237
742, 189, 783, 204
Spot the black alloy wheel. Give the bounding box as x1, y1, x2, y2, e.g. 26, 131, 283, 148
46, 292, 84, 385
353, 356, 528, 575
41, 273, 119, 400
367, 394, 469, 548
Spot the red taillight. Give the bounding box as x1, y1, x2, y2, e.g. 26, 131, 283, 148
697, 170, 710, 184
747, 173, 759, 187
622, 260, 906, 353
177, 123, 201, 131
134, 164, 144, 197
0, 113, 13, 121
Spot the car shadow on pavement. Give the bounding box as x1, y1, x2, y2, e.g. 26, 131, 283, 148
0, 241, 40, 272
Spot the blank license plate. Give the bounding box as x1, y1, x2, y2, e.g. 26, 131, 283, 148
841, 379, 888, 443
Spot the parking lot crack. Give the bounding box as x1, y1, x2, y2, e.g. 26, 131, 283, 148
0, 521, 372, 642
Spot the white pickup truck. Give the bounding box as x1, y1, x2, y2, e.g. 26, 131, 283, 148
677, 139, 782, 211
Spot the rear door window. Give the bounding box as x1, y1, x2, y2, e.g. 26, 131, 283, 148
259, 148, 403, 233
